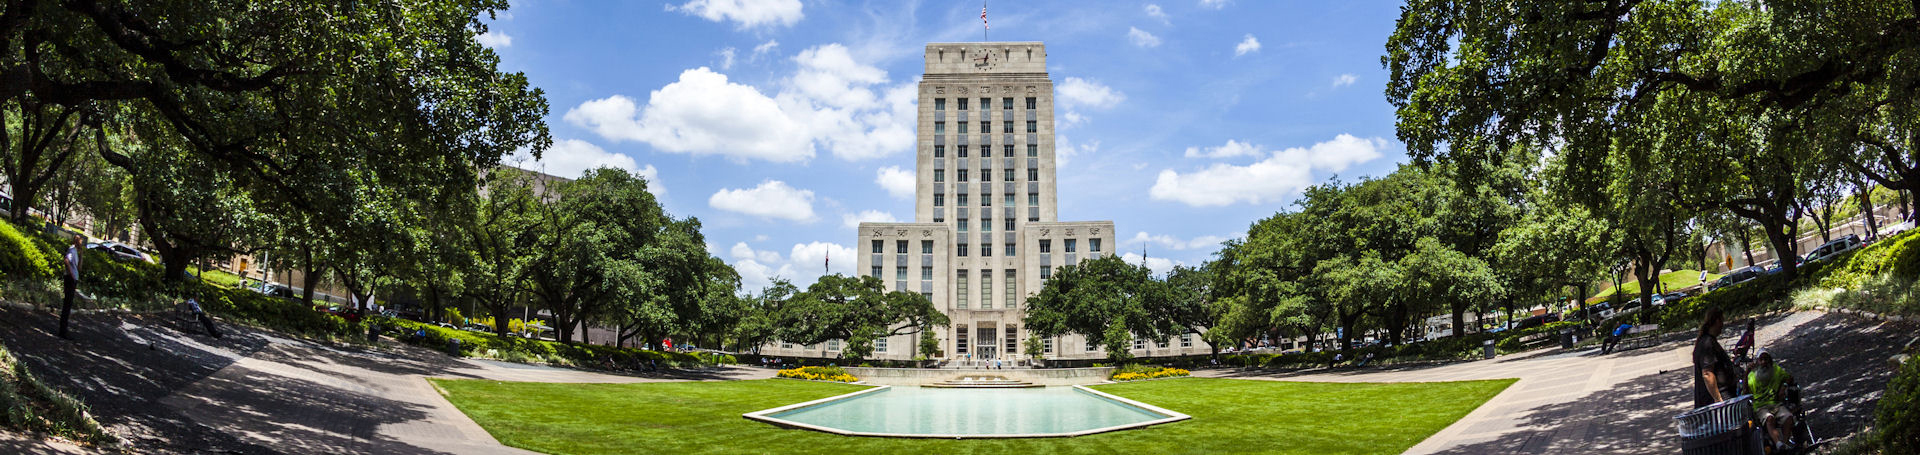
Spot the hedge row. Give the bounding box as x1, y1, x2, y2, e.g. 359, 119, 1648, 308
381, 318, 727, 368
1642, 229, 1920, 331
0, 220, 55, 280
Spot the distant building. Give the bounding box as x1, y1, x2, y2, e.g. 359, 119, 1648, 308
761, 42, 1212, 362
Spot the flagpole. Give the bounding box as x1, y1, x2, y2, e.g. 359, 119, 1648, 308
982, 0, 988, 42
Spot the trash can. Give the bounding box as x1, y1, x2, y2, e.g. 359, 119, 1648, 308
1559, 329, 1574, 349
1483, 340, 1496, 359
1675, 395, 1763, 455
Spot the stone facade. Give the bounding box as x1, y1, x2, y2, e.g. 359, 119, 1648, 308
764, 42, 1212, 361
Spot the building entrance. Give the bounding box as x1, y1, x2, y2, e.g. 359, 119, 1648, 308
977, 327, 998, 359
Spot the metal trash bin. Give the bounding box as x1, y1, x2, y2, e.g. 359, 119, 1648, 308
1674, 395, 1763, 455
1559, 329, 1574, 349
1483, 339, 1496, 359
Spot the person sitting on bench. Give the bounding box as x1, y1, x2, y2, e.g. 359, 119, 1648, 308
1602, 322, 1632, 354
1747, 350, 1799, 450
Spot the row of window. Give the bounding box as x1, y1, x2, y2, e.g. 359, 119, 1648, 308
935, 193, 1038, 209
933, 144, 1040, 158
933, 97, 1038, 111
779, 338, 890, 353
932, 169, 1040, 183
932, 121, 1038, 134
1036, 238, 1099, 253
949, 325, 1024, 355
872, 240, 937, 254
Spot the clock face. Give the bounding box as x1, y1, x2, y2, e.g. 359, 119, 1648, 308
972, 49, 993, 69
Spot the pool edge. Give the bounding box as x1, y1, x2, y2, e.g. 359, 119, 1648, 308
740, 385, 1192, 439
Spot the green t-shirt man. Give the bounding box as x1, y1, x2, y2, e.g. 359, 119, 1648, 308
1748, 363, 1791, 408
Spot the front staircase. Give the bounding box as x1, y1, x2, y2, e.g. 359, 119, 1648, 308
921, 374, 1042, 388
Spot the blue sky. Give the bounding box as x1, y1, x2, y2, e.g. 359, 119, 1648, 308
488, 0, 1411, 292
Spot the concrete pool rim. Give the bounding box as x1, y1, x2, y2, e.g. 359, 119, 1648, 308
740, 385, 1192, 439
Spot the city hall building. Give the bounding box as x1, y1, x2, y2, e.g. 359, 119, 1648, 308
765, 42, 1213, 362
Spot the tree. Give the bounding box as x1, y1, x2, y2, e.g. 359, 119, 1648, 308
461, 168, 540, 337
1023, 255, 1200, 361
775, 275, 948, 361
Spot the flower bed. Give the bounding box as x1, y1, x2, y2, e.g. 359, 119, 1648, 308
1110, 365, 1190, 381
776, 366, 859, 383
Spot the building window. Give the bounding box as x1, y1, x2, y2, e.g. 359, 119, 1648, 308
1026, 121, 1037, 133
1005, 243, 1016, 256
935, 98, 946, 110
1028, 169, 1039, 181
982, 190, 992, 205
1181, 333, 1193, 348
1005, 326, 1018, 353
959, 144, 968, 158
958, 219, 969, 232
871, 266, 882, 278
1002, 121, 1014, 134
982, 168, 992, 182
1002, 97, 1014, 110
921, 240, 934, 254
1005, 269, 1016, 305
1026, 97, 1037, 109
1158, 338, 1169, 349
934, 194, 945, 206
1065, 239, 1077, 253
982, 217, 992, 231
1003, 217, 1015, 231
1027, 144, 1037, 157
981, 122, 990, 134
895, 266, 907, 280
981, 244, 992, 257
980, 97, 990, 111
1133, 338, 1145, 350
1085, 340, 1097, 352
959, 122, 968, 134
958, 169, 969, 182
958, 98, 968, 110
957, 272, 969, 309
922, 266, 933, 280
1039, 240, 1051, 253
934, 169, 945, 182
897, 240, 908, 254
1044, 338, 1054, 354
782, 341, 795, 349
1004, 144, 1014, 157
829, 339, 842, 351
1028, 194, 1038, 205
876, 336, 888, 353
1041, 265, 1052, 279
871, 240, 883, 253
980, 271, 992, 309
935, 122, 945, 134
959, 243, 969, 256
998, 169, 1011, 182
958, 193, 969, 206
935, 145, 945, 157
957, 325, 969, 352
1090, 238, 1102, 252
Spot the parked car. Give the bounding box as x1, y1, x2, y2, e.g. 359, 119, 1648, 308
1708, 266, 1765, 292
86, 241, 155, 263
0, 192, 11, 213
1802, 234, 1864, 264
240, 278, 297, 298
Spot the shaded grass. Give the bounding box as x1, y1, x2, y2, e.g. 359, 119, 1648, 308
432, 377, 1515, 455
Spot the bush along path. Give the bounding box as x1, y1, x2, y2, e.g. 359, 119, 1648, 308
0, 343, 116, 448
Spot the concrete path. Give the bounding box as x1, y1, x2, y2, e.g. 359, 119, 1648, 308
1196, 310, 1918, 454
0, 306, 773, 454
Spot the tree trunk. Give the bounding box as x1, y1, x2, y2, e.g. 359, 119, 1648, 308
1451, 301, 1468, 338
1859, 186, 1880, 240
1336, 309, 1358, 352
1736, 228, 1755, 266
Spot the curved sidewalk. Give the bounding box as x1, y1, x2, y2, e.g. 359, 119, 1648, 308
1195, 310, 1917, 454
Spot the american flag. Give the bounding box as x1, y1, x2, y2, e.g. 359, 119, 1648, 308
981, 4, 988, 30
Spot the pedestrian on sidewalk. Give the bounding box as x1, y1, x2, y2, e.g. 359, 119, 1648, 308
59, 236, 82, 339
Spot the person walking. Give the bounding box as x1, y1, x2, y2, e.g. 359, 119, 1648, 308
1692, 309, 1742, 408
59, 236, 82, 339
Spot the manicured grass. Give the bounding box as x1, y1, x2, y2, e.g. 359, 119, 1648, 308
1590, 269, 1721, 301
431, 377, 1514, 455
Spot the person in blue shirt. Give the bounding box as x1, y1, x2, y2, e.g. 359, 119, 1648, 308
1602, 322, 1633, 354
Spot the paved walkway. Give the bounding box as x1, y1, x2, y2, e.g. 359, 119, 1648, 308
1196, 310, 1918, 454
0, 306, 773, 454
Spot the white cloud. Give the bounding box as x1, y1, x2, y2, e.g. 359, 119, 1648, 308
1182, 139, 1265, 159
1121, 252, 1181, 277
1333, 74, 1358, 88
1056, 134, 1098, 168
709, 180, 816, 221
790, 241, 857, 282
1057, 77, 1125, 110
754, 234, 769, 242
1060, 111, 1087, 129
1145, 4, 1170, 23
717, 47, 737, 70
876, 166, 916, 199
730, 242, 781, 263
1234, 34, 1261, 56
632, 164, 665, 197
841, 210, 898, 228
752, 39, 781, 59
476, 30, 512, 48
1128, 27, 1162, 48
726, 241, 857, 292
668, 0, 803, 28
507, 139, 635, 177
564, 44, 915, 163
1128, 231, 1243, 251
1198, 0, 1230, 9
1150, 134, 1390, 206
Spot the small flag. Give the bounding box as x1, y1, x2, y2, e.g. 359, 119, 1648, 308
982, 4, 988, 30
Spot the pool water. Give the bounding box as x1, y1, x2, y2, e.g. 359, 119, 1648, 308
766, 386, 1172, 436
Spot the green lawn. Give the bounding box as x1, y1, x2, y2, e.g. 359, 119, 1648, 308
431, 377, 1514, 455
1590, 269, 1721, 301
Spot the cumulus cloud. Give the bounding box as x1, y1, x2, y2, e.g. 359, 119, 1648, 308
1198, 0, 1230, 9
564, 44, 915, 162
1145, 4, 1170, 23
1057, 77, 1125, 110
1056, 134, 1098, 168
476, 30, 512, 48
709, 180, 816, 221
668, 0, 803, 28
1121, 252, 1182, 277
506, 140, 665, 197
1182, 139, 1264, 159
730, 242, 781, 263
1128, 231, 1243, 251
1333, 73, 1358, 88
1150, 134, 1390, 206
876, 166, 916, 199
1234, 34, 1261, 56
841, 210, 898, 228
727, 242, 855, 293
1128, 27, 1162, 48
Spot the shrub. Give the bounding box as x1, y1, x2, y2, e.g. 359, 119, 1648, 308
1109, 365, 1189, 381
0, 345, 116, 446
1874, 351, 1920, 453
381, 318, 714, 368
777, 366, 858, 382
0, 220, 55, 280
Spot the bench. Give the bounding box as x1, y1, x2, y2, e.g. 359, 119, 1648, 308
1611, 324, 1663, 352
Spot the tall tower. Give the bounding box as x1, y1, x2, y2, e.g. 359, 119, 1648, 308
766, 42, 1208, 362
